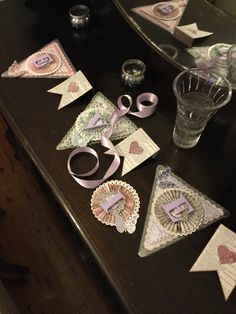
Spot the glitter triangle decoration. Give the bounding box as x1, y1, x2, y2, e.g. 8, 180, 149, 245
1, 39, 76, 78
56, 92, 138, 150
138, 165, 229, 257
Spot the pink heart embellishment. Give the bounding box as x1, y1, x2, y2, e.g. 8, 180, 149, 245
218, 245, 236, 264
129, 141, 143, 154
67, 82, 80, 93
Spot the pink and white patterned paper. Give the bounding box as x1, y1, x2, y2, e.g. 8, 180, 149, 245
47, 70, 92, 110
132, 0, 188, 34
2, 39, 76, 78
105, 128, 160, 176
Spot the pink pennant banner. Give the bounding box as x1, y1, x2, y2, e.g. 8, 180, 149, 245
67, 92, 158, 189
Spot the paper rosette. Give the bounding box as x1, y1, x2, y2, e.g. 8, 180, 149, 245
91, 180, 140, 233
25, 52, 62, 76
154, 189, 204, 236
152, 2, 181, 20
138, 165, 229, 257
207, 43, 231, 68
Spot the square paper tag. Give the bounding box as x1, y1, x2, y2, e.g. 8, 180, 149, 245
47, 70, 92, 110
105, 128, 160, 176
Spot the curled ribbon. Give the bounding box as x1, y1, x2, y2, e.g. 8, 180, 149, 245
67, 92, 158, 189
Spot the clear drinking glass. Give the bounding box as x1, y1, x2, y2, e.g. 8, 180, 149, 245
172, 68, 232, 149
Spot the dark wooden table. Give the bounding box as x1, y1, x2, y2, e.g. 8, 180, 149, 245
1, 0, 236, 313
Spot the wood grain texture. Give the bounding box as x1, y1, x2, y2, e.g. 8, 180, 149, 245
0, 115, 118, 314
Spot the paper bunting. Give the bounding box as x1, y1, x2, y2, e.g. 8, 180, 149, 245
105, 128, 160, 176
191, 224, 236, 301
2, 39, 76, 78
56, 92, 138, 150
132, 1, 188, 34
138, 165, 229, 257
47, 70, 92, 110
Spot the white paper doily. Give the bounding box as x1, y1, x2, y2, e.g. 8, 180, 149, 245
138, 165, 229, 257
57, 92, 138, 150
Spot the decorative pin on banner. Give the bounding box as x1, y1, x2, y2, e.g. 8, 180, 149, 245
162, 195, 194, 223
47, 70, 92, 110
190, 224, 236, 301
85, 112, 107, 130
105, 128, 160, 176
101, 191, 125, 212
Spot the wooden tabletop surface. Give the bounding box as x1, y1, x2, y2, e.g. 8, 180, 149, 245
0, 0, 236, 313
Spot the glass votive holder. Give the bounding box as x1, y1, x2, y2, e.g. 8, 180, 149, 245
121, 59, 146, 87
69, 5, 90, 29
159, 44, 178, 59
172, 68, 232, 149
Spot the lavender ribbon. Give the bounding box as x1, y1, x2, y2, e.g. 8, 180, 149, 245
67, 92, 158, 189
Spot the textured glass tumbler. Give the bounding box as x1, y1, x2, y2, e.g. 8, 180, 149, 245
172, 68, 232, 149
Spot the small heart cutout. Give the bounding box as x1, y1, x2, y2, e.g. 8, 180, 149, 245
218, 245, 236, 264
67, 82, 80, 93
129, 141, 143, 154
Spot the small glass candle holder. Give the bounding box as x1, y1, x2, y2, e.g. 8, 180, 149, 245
121, 59, 146, 87
69, 5, 90, 29
159, 44, 178, 59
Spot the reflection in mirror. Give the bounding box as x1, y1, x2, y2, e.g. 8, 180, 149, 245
113, 0, 236, 89
159, 44, 178, 59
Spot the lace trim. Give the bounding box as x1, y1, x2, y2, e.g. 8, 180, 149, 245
138, 165, 229, 257
57, 92, 138, 150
